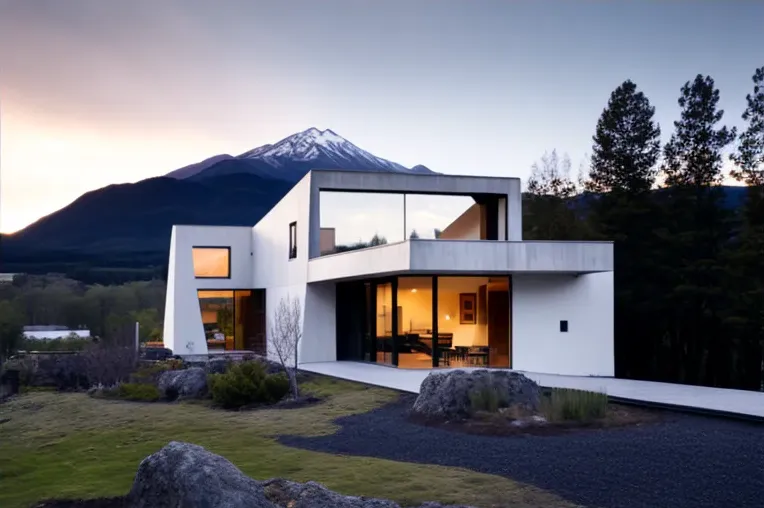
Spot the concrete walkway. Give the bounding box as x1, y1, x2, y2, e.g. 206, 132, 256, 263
300, 361, 764, 420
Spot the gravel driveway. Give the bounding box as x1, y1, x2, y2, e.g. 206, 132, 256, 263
278, 394, 764, 508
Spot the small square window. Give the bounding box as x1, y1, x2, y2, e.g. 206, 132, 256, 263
192, 247, 231, 278
289, 222, 297, 260
560, 320, 569, 333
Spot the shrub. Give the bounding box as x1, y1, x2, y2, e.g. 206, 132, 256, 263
469, 383, 508, 414
117, 383, 161, 402
1, 356, 35, 386
130, 359, 185, 385
209, 360, 290, 409
36, 354, 89, 390
20, 337, 91, 352
82, 343, 137, 386
542, 388, 608, 422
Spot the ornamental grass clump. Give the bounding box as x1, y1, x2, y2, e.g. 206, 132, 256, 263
468, 383, 508, 414
542, 388, 608, 422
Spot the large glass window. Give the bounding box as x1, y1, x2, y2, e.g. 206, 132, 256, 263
336, 275, 510, 369
198, 290, 234, 351
437, 276, 510, 368
319, 191, 502, 256
405, 194, 477, 240
320, 192, 404, 255
198, 289, 266, 354
396, 277, 434, 369
192, 247, 230, 278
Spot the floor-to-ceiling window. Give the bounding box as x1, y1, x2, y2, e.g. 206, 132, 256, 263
435, 277, 510, 368
336, 276, 511, 369
198, 289, 266, 354
396, 277, 434, 369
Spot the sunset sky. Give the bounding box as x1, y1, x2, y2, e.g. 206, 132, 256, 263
1, 1, 762, 233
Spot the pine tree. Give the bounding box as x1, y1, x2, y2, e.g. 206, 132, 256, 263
585, 80, 662, 380
659, 74, 736, 386
731, 67, 764, 186
728, 66, 764, 389
587, 80, 661, 195
662, 75, 737, 187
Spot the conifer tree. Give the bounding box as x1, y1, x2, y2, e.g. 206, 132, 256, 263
587, 80, 661, 195
659, 74, 736, 386
728, 66, 764, 389
586, 80, 662, 380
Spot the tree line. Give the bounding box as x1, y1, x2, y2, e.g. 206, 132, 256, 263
0, 274, 166, 362
524, 68, 764, 391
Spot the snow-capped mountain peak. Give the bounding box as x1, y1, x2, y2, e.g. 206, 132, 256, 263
168, 127, 434, 181
238, 127, 412, 172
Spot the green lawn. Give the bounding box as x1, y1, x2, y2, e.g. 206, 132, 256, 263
0, 376, 577, 508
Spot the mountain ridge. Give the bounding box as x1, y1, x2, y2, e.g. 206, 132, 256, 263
0, 128, 435, 278
167, 127, 432, 181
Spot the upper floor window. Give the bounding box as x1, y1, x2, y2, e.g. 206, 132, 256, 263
192, 247, 231, 278
289, 222, 297, 259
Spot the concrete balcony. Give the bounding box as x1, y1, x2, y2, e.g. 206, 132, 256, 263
307, 239, 613, 283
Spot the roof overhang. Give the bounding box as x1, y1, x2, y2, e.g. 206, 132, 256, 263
307, 240, 614, 283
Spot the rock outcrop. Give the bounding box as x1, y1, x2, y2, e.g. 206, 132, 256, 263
127, 441, 475, 508
157, 367, 207, 400
127, 441, 270, 508
412, 369, 541, 419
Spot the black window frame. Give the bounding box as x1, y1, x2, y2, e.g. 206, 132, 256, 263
288, 221, 297, 260
192, 246, 232, 279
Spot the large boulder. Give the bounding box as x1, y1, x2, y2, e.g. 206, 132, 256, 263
157, 367, 207, 400
412, 369, 541, 420
127, 442, 475, 508
127, 441, 272, 508
261, 478, 398, 508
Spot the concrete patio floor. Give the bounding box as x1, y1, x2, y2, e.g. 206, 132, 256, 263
300, 361, 764, 420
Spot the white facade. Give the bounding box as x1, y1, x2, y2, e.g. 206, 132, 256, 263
162, 169, 615, 376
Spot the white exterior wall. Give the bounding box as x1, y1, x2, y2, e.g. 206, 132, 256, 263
251, 176, 310, 363
511, 272, 614, 376
162, 225, 254, 355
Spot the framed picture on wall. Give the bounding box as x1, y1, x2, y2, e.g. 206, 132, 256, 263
459, 293, 476, 324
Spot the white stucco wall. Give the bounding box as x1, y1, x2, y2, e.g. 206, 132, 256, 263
511, 272, 614, 376
254, 189, 335, 364
301, 282, 337, 363
162, 225, 255, 355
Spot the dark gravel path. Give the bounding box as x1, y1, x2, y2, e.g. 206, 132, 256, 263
278, 394, 764, 508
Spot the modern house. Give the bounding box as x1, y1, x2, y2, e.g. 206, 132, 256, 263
162, 170, 614, 376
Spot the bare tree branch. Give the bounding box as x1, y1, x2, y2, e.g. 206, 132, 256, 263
270, 295, 302, 398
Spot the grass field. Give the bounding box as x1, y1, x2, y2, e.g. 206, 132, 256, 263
0, 376, 577, 508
